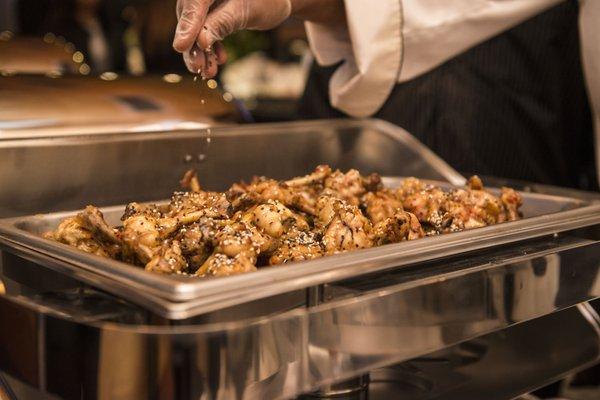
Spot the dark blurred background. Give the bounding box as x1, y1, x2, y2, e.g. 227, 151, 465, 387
0, 0, 310, 121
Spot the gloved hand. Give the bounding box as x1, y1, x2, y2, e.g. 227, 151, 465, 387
173, 0, 292, 78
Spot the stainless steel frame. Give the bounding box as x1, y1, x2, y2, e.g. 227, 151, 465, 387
1, 224, 599, 399
1, 119, 599, 399
0, 119, 465, 217
365, 304, 600, 400
1, 177, 599, 319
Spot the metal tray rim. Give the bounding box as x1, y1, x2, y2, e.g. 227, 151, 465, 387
1, 233, 597, 325
1, 183, 600, 318
0, 118, 466, 186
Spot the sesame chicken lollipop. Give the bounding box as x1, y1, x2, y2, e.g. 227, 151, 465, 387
316, 195, 374, 254
397, 175, 523, 235
44, 208, 120, 259
45, 166, 522, 278
361, 189, 405, 225
372, 211, 425, 245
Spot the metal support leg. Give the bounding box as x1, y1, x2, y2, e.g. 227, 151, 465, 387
304, 284, 370, 399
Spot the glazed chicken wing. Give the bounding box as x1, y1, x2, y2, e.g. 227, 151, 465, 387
45, 166, 522, 277
398, 175, 523, 234
46, 214, 118, 258
322, 169, 381, 206
145, 241, 188, 274
316, 195, 373, 253
361, 190, 404, 225
196, 251, 258, 277
268, 230, 323, 265
372, 211, 424, 245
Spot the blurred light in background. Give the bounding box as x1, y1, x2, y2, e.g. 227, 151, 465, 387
207, 79, 218, 89
43, 32, 55, 44
64, 42, 75, 54
0, 30, 13, 41
100, 71, 119, 81
79, 63, 91, 75
45, 70, 62, 78
72, 51, 84, 63
162, 73, 182, 83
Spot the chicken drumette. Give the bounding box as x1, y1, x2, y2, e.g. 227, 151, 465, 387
45, 166, 522, 278
45, 206, 120, 258
398, 175, 523, 235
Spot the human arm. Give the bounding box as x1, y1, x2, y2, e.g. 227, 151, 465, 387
172, 0, 345, 78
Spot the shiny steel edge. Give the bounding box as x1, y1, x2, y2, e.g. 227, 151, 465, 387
0, 373, 17, 400
1, 251, 600, 400
2, 220, 599, 321
369, 119, 466, 186
0, 118, 466, 185
577, 302, 600, 336
1, 198, 599, 306
0, 233, 598, 330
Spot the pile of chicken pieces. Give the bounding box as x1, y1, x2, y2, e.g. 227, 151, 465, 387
45, 166, 522, 277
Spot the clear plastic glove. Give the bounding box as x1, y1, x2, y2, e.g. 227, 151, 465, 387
173, 0, 292, 78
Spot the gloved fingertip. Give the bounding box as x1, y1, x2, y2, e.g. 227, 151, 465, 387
173, 35, 190, 53
199, 28, 216, 51
214, 43, 228, 65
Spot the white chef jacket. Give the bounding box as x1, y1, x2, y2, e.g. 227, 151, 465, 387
306, 0, 600, 184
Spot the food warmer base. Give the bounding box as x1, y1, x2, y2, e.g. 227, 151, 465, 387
0, 119, 599, 400
1, 304, 599, 400
1, 177, 598, 319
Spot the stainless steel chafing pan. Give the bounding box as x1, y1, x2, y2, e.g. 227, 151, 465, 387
1, 119, 600, 399
0, 119, 464, 217
0, 74, 242, 137
1, 230, 599, 400
1, 119, 599, 319
1, 178, 599, 319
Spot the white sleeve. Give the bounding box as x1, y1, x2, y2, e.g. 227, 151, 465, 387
399, 0, 563, 82
305, 0, 402, 117
579, 0, 600, 186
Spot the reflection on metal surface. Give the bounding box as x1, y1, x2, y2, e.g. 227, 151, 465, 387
114, 95, 161, 111
0, 228, 599, 399
0, 185, 598, 319
303, 375, 369, 399
0, 120, 462, 216
578, 302, 600, 335
0, 36, 79, 75
0, 74, 241, 138
368, 306, 600, 400
0, 119, 59, 131
44, 71, 61, 79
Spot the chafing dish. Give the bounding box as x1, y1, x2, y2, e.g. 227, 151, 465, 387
1, 178, 599, 319
0, 119, 464, 217
0, 36, 80, 75
0, 119, 598, 399
0, 74, 243, 138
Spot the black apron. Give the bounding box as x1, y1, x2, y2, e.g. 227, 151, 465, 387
299, 0, 598, 191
